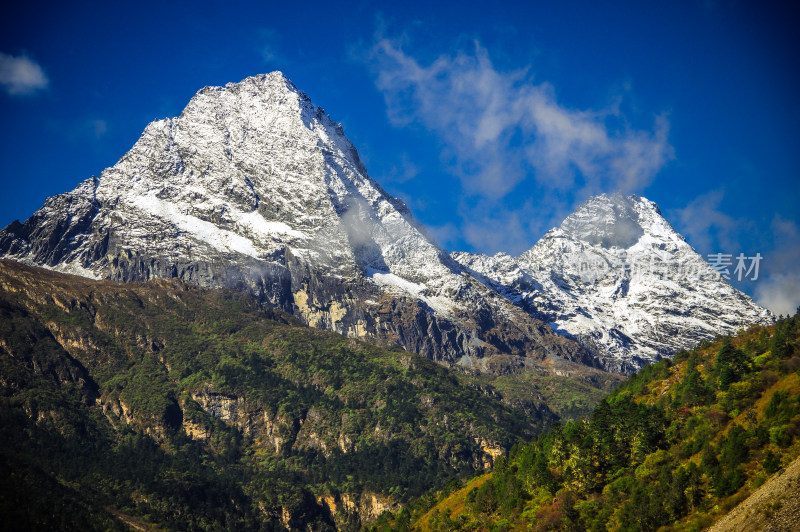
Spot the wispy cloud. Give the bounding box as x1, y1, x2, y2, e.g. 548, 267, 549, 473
755, 216, 800, 316
366, 36, 672, 252
669, 189, 745, 254
257, 28, 284, 64
378, 152, 419, 184
671, 191, 800, 315
91, 119, 108, 138
0, 52, 48, 96
459, 200, 544, 255
424, 222, 460, 252
758, 273, 800, 317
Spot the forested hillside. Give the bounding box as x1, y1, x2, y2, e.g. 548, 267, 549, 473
0, 260, 574, 530
375, 311, 800, 531
2, 258, 792, 531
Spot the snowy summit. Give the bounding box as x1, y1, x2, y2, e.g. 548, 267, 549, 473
0, 72, 588, 373
0, 74, 772, 373
453, 193, 772, 371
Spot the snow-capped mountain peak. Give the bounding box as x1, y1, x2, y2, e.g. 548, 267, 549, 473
0, 72, 590, 373
0, 72, 772, 374
456, 193, 773, 372
555, 192, 648, 249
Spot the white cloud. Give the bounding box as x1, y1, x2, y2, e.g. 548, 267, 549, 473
461, 205, 539, 256
0, 52, 48, 96
62, 118, 109, 143
257, 28, 283, 64
424, 222, 460, 252
367, 37, 672, 252
92, 119, 108, 138
670, 189, 743, 254
261, 45, 277, 62
756, 273, 800, 316
669, 192, 800, 314
379, 152, 419, 184
755, 216, 800, 316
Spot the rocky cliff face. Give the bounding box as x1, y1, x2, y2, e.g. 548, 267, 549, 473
454, 193, 773, 372
0, 72, 589, 373
0, 259, 550, 528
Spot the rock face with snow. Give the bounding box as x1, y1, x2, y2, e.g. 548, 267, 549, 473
453, 193, 773, 372
0, 72, 590, 373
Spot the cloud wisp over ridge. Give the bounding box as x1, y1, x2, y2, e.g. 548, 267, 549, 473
668, 190, 800, 315
670, 189, 746, 254
367, 36, 673, 253
755, 215, 800, 316
0, 52, 48, 96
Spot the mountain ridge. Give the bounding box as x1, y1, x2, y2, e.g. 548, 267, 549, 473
454, 193, 773, 371
0, 72, 772, 373
0, 72, 591, 374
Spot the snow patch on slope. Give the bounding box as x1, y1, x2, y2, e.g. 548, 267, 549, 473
131, 193, 262, 257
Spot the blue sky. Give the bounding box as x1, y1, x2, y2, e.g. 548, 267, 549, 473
1, 0, 798, 314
